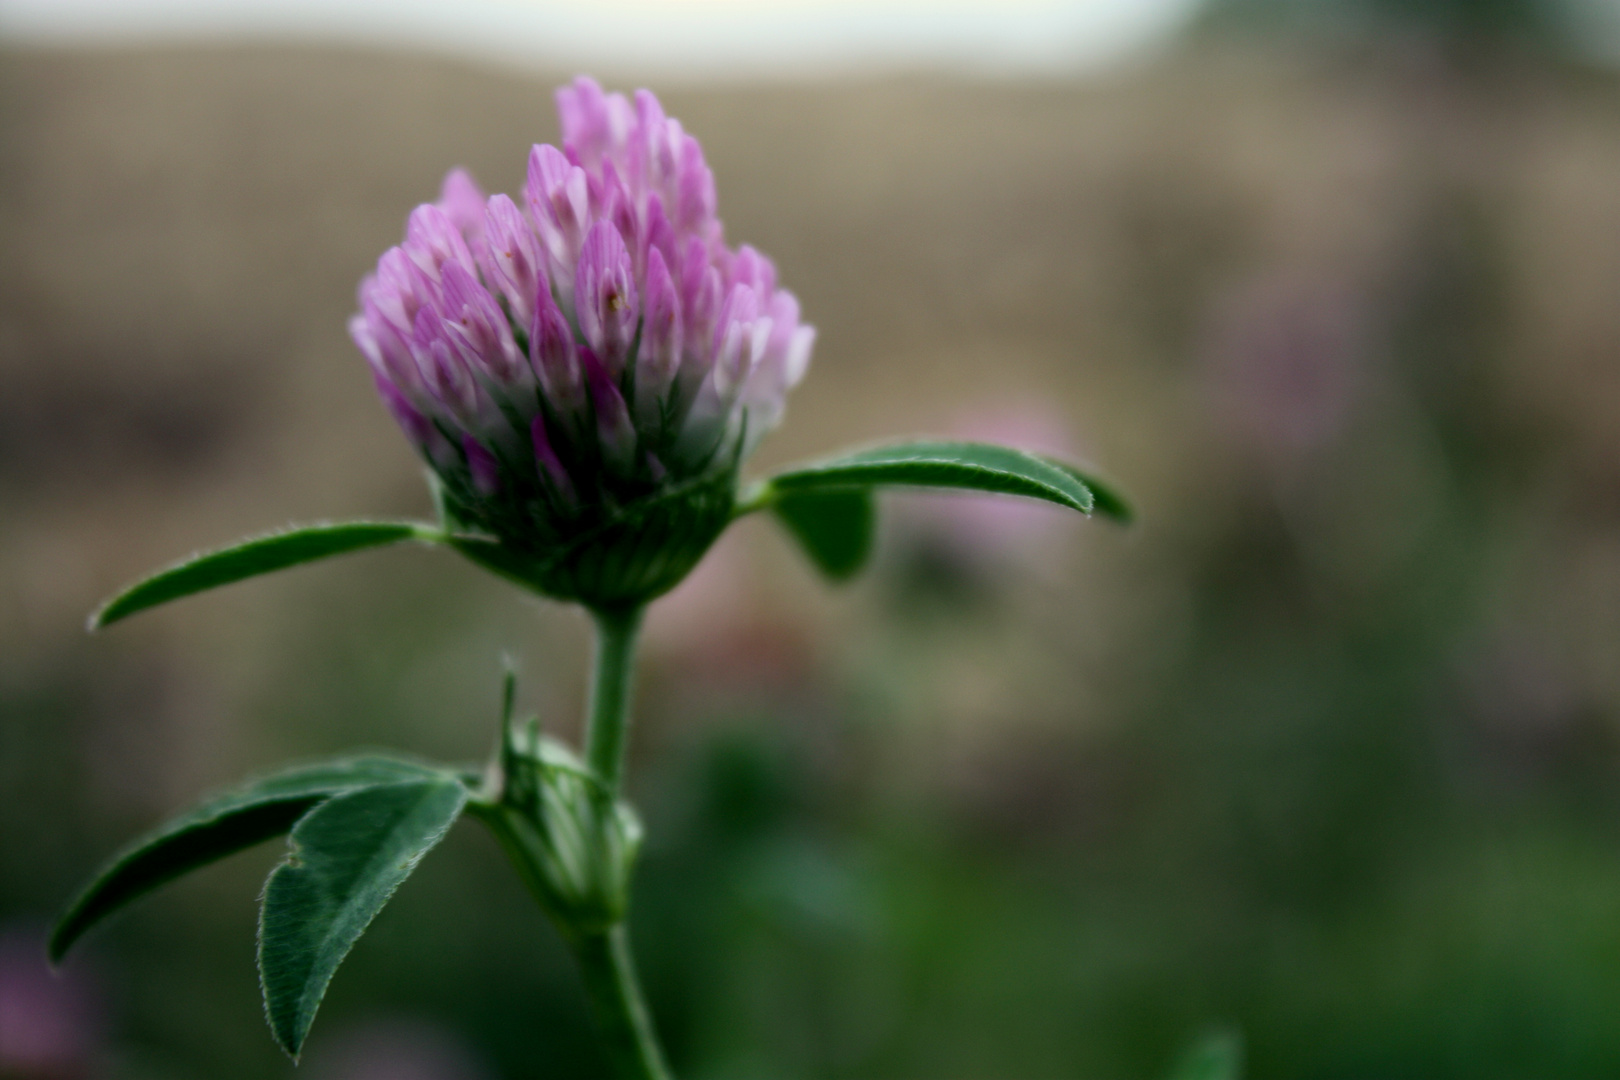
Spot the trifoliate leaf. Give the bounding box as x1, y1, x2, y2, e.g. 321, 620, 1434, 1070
257, 778, 467, 1059
50, 755, 447, 963
90, 522, 442, 629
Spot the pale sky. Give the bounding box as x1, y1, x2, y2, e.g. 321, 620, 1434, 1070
0, 0, 1206, 79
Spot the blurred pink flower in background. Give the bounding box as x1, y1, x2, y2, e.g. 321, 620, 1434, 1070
1201, 267, 1371, 470
889, 403, 1084, 567
0, 925, 100, 1079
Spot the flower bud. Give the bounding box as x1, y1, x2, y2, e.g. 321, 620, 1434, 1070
481, 719, 643, 935
352, 78, 814, 607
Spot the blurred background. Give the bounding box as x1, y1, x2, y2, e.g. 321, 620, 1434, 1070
5, 1, 1620, 1077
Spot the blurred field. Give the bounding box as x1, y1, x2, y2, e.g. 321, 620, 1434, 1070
4, 39, 1620, 1080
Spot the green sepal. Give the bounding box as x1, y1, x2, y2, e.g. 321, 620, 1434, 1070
442, 472, 736, 608
771, 488, 876, 582
50, 754, 446, 963
90, 522, 442, 629
763, 440, 1111, 515
258, 777, 468, 1059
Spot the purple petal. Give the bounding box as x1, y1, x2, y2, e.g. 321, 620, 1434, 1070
642, 195, 678, 286
635, 247, 682, 426
581, 347, 637, 473
439, 169, 486, 234
635, 91, 674, 172
413, 307, 490, 430
557, 76, 607, 160
711, 282, 762, 389
371, 367, 453, 467
557, 76, 632, 170
758, 289, 803, 387
529, 286, 586, 418
438, 168, 488, 268
530, 413, 576, 504
462, 435, 501, 495
440, 262, 527, 388
783, 323, 815, 390
728, 245, 776, 301
680, 246, 723, 363
525, 143, 590, 292
404, 204, 476, 281
478, 193, 546, 328
738, 291, 814, 453
355, 301, 423, 398
368, 247, 433, 334
676, 283, 767, 462
597, 160, 644, 282
626, 89, 664, 195
574, 220, 639, 379
675, 134, 717, 234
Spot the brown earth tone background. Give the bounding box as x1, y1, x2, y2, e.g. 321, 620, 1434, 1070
4, 40, 1620, 1080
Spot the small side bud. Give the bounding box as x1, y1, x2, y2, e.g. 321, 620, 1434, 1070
484, 721, 643, 935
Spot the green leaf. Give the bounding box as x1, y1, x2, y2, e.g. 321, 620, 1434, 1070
1034, 455, 1134, 523
258, 778, 468, 1059
50, 755, 446, 964
90, 521, 441, 629
1166, 1029, 1243, 1080
766, 441, 1102, 516
772, 488, 875, 581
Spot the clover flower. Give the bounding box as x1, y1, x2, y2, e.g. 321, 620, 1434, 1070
349, 78, 815, 603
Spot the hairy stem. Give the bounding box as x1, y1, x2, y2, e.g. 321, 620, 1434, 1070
585, 605, 644, 794
574, 925, 673, 1080
573, 604, 670, 1080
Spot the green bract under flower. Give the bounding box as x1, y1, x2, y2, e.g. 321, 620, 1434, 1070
349, 77, 814, 606
440, 468, 738, 607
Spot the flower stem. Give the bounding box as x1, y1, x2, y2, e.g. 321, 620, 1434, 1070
574, 925, 673, 1080
585, 604, 644, 795
574, 604, 670, 1080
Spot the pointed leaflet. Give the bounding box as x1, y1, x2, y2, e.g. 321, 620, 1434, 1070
91, 522, 442, 629
258, 778, 468, 1059
762, 441, 1107, 516
1033, 454, 1133, 524
51, 755, 448, 963
772, 488, 875, 582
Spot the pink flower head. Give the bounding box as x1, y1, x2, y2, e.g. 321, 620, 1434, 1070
353, 77, 814, 540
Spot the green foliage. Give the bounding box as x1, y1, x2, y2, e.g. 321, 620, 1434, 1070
258, 778, 469, 1058
751, 441, 1128, 581
90, 522, 439, 628
766, 441, 1108, 515
1034, 454, 1133, 523
1167, 1030, 1244, 1080
49, 754, 446, 963
771, 488, 876, 582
